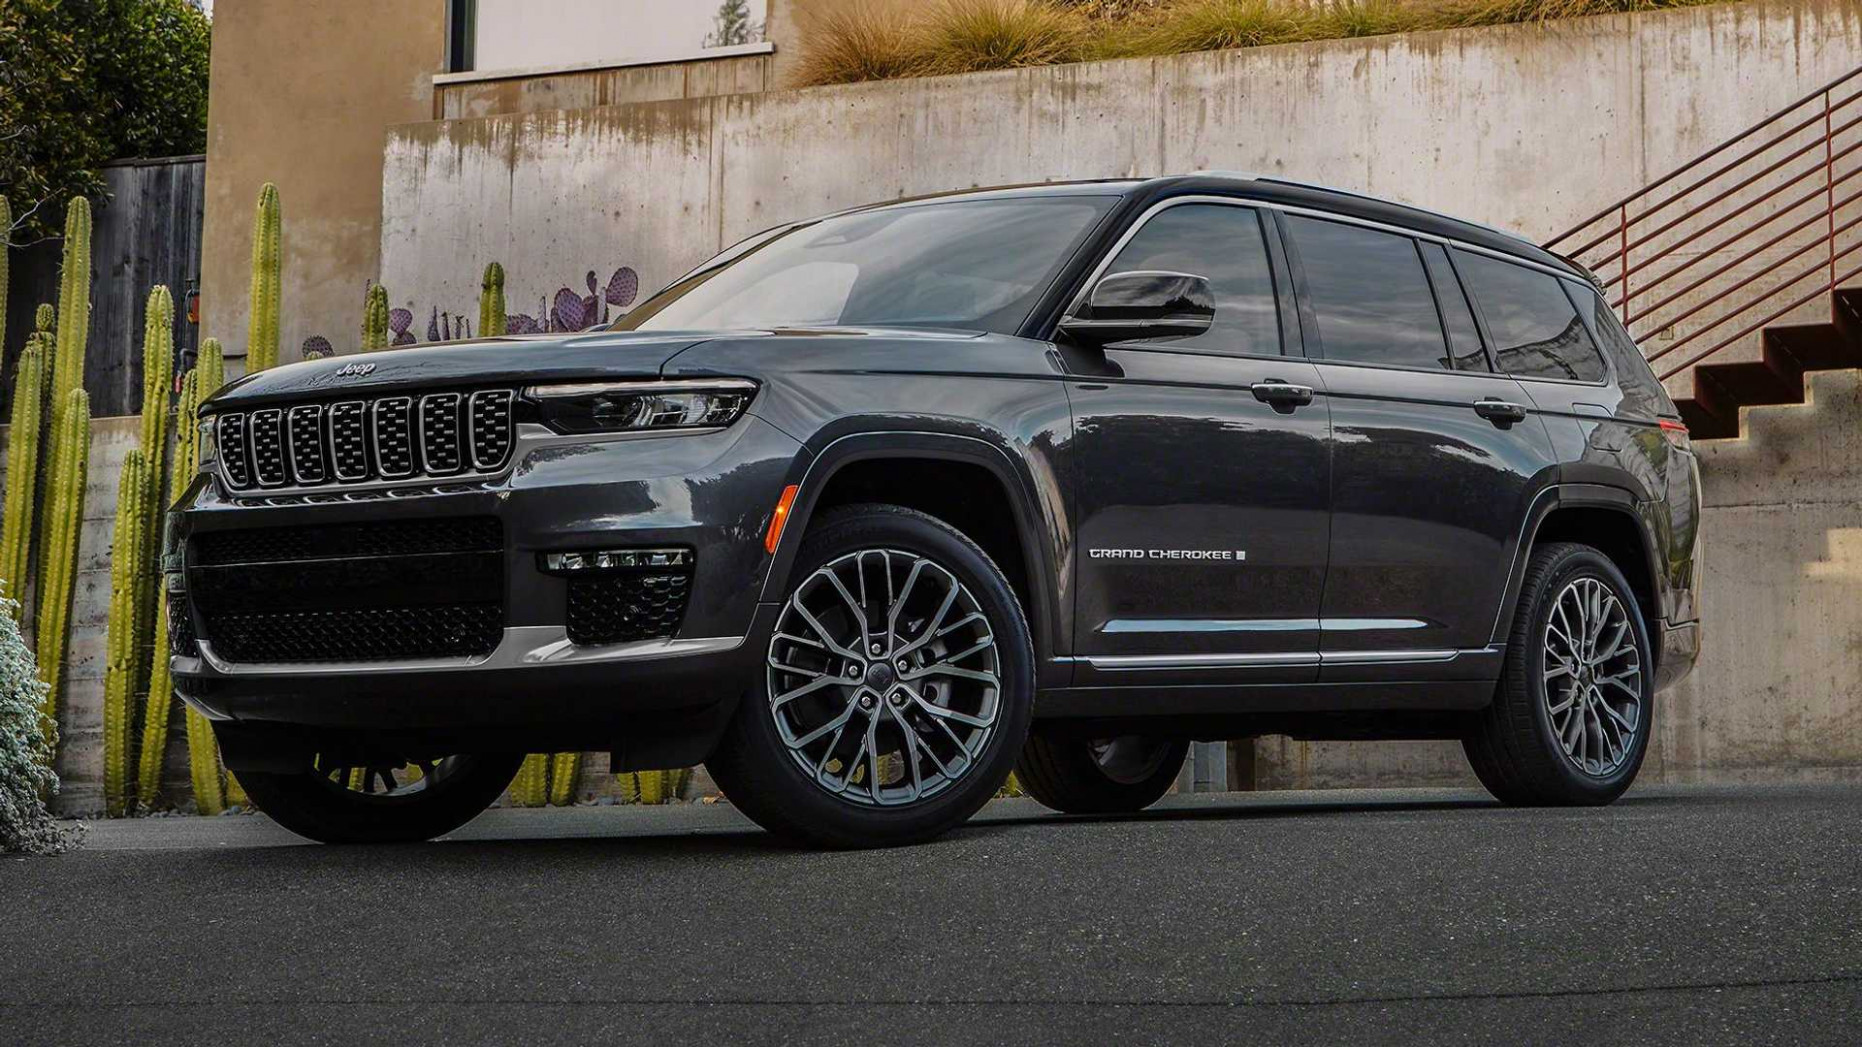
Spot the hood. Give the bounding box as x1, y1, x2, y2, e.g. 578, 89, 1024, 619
201, 330, 713, 411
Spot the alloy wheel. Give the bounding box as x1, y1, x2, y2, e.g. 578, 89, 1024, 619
1542, 577, 1644, 777
767, 548, 1002, 807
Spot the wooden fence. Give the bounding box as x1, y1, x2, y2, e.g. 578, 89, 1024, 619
3, 155, 205, 419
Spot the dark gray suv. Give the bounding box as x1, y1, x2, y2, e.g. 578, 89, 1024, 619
167, 174, 1702, 847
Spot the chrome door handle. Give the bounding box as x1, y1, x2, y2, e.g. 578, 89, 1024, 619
1473, 399, 1528, 428
1251, 380, 1314, 410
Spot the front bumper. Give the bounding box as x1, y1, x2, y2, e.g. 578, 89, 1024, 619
168, 415, 803, 734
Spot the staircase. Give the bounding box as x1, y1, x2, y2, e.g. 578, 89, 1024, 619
1545, 67, 1862, 440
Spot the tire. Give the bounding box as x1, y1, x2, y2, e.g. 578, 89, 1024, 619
237, 749, 524, 844
1464, 542, 1654, 806
707, 503, 1036, 848
1017, 734, 1188, 814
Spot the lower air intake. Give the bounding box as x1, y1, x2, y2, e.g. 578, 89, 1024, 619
566, 573, 691, 646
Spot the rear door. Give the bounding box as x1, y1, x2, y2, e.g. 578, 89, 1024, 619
1066, 199, 1331, 686
1276, 212, 1560, 678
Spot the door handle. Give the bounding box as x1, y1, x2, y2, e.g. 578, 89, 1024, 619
1473, 398, 1528, 428
1251, 380, 1314, 410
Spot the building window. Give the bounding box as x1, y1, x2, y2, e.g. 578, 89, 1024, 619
450, 0, 769, 76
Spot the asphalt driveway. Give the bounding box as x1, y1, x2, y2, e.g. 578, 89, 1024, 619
3, 783, 1857, 1045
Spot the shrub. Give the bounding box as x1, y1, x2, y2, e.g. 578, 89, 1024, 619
0, 597, 78, 855
794, 2, 928, 86
916, 0, 1087, 76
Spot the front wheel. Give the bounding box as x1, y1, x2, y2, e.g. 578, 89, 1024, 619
237, 748, 524, 844
706, 504, 1035, 848
1463, 542, 1654, 806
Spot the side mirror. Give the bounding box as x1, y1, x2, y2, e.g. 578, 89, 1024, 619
1060, 270, 1215, 347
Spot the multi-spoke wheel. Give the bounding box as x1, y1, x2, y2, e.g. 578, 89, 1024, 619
233, 743, 524, 844
1464, 542, 1654, 806
708, 503, 1034, 848
1017, 733, 1188, 815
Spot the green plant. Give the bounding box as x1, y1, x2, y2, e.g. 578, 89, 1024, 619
135, 287, 175, 686
138, 363, 205, 808
50, 197, 90, 434
198, 335, 226, 397
1135, 0, 1314, 53
0, 341, 44, 612
548, 751, 581, 806
101, 448, 151, 816
510, 753, 551, 807
794, 2, 928, 85
32, 387, 87, 737
362, 283, 390, 351
478, 264, 506, 338
0, 196, 8, 348
184, 699, 224, 813
0, 596, 77, 854
246, 183, 282, 373
623, 768, 693, 805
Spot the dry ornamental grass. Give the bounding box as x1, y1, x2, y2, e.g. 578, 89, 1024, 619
795, 0, 1722, 87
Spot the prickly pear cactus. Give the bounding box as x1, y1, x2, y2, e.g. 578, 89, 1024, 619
479, 263, 507, 337
246, 184, 282, 373
0, 342, 45, 612
102, 449, 151, 816
33, 388, 89, 737
361, 284, 390, 352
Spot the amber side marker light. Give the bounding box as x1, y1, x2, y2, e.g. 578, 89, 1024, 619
766, 484, 801, 554
1659, 418, 1692, 452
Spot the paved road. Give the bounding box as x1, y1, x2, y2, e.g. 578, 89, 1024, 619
3, 784, 1858, 1045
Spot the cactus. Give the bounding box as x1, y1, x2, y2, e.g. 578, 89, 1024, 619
33, 388, 88, 737
198, 336, 225, 397
102, 450, 151, 816
51, 198, 91, 434
136, 289, 175, 690
361, 284, 390, 352
184, 703, 225, 814
510, 753, 551, 807
35, 303, 54, 334
0, 197, 8, 359
479, 263, 507, 337
624, 768, 692, 805
548, 751, 581, 806
139, 367, 202, 807
246, 183, 282, 373
0, 342, 45, 612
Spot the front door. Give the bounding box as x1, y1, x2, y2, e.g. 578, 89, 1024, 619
1276, 214, 1560, 678
1066, 200, 1332, 688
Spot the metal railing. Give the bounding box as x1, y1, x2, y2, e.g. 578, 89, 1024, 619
1545, 67, 1862, 383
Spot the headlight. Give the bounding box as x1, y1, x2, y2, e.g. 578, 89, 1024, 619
195, 417, 218, 470
524, 379, 757, 435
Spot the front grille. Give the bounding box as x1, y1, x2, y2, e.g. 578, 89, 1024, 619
190, 517, 504, 664
567, 573, 691, 646
214, 388, 514, 491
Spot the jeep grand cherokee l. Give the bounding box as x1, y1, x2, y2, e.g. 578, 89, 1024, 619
167, 174, 1702, 847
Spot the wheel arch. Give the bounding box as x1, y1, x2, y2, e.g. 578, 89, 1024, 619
759, 431, 1068, 682
1492, 484, 1665, 671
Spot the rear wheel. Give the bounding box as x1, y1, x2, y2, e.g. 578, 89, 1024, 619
1017, 734, 1187, 814
706, 504, 1035, 848
237, 749, 524, 844
1464, 542, 1653, 806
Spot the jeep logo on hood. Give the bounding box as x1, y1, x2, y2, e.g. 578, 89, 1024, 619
334, 362, 376, 378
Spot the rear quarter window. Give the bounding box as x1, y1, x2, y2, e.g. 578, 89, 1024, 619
1455, 249, 1606, 383
1564, 280, 1677, 420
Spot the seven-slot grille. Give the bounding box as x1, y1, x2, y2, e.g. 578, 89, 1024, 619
213, 389, 514, 491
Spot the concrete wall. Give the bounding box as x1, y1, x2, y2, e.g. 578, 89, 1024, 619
200, 0, 447, 376
379, 0, 1862, 341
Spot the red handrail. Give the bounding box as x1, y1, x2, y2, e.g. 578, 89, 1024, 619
1545, 67, 1862, 383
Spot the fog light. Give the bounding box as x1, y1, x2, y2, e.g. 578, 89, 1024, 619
540, 548, 692, 574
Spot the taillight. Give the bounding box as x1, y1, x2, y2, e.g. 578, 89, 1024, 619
1659, 418, 1691, 453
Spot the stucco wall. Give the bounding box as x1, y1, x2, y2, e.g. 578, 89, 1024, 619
379, 0, 1862, 344
200, 0, 446, 377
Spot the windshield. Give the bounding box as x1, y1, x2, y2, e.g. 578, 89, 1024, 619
614, 195, 1116, 336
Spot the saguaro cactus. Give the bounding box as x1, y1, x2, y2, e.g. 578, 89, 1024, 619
246, 184, 282, 373
361, 284, 390, 352
510, 754, 551, 808
548, 751, 581, 806
136, 288, 176, 688
198, 336, 226, 397
102, 449, 151, 816
51, 198, 91, 432
0, 342, 45, 611
140, 367, 204, 807
479, 263, 507, 337
33, 388, 89, 734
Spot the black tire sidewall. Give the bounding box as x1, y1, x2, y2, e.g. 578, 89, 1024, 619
1518, 546, 1655, 800
240, 751, 524, 844
717, 505, 1036, 848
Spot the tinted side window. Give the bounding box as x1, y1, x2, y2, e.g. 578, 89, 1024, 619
1420, 243, 1488, 372
1456, 250, 1606, 383
1565, 279, 1674, 418
1285, 215, 1451, 370
1099, 203, 1281, 355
